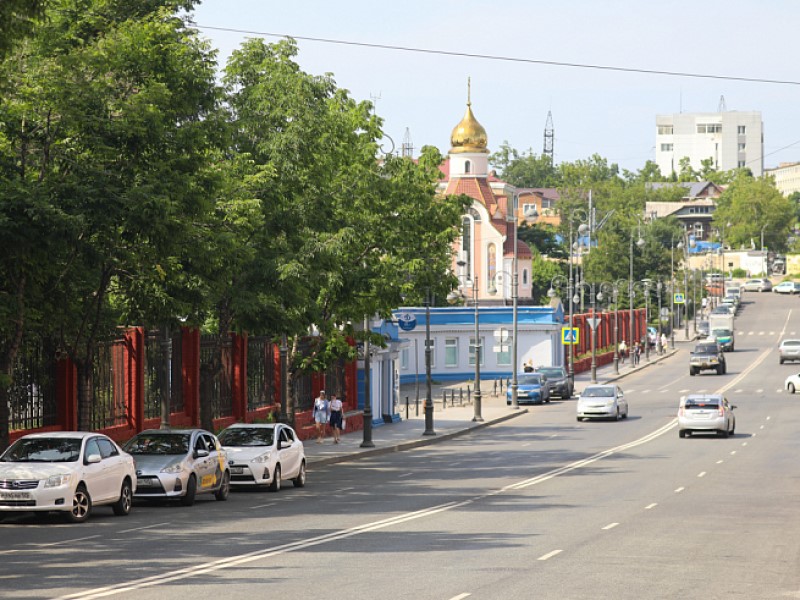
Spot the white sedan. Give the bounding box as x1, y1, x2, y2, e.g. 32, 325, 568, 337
218, 423, 306, 492
0, 432, 136, 523
576, 385, 629, 421
785, 372, 800, 394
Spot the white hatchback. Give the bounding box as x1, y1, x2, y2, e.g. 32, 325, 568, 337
576, 385, 628, 421
678, 394, 736, 438
0, 432, 136, 522
218, 423, 306, 492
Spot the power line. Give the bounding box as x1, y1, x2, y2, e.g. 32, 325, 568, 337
195, 24, 800, 87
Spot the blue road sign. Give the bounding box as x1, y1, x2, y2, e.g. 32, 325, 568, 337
397, 313, 417, 331
673, 293, 686, 304
562, 327, 579, 345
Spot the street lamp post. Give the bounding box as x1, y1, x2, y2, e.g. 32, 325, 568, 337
599, 282, 621, 375
574, 281, 598, 383
629, 224, 645, 365
471, 279, 483, 422
423, 290, 435, 436
565, 212, 590, 387
632, 280, 651, 362
670, 235, 684, 348
548, 274, 572, 378
656, 281, 663, 351
361, 315, 375, 448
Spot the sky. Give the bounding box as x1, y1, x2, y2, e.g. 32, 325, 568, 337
191, 0, 800, 174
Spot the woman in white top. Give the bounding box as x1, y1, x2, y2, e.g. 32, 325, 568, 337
313, 391, 329, 443
329, 393, 344, 444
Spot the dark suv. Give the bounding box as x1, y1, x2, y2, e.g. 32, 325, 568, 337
536, 366, 574, 399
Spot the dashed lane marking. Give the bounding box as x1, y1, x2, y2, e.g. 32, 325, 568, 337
538, 550, 563, 561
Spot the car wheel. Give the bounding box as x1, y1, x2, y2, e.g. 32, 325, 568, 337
614, 408, 620, 421
576, 416, 583, 422
293, 460, 307, 488
66, 484, 92, 523
679, 430, 686, 438
111, 479, 133, 516
180, 474, 197, 506
789, 383, 796, 394
269, 464, 282, 493
718, 429, 729, 438
780, 358, 785, 364
690, 368, 696, 376
215, 470, 230, 501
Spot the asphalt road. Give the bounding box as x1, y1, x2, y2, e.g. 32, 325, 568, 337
3, 290, 800, 600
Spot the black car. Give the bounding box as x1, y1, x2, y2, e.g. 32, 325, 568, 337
536, 366, 574, 399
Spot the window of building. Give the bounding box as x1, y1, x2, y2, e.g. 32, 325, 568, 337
658, 125, 674, 135
660, 143, 673, 152
496, 335, 512, 366
445, 338, 458, 367
542, 198, 554, 208
400, 348, 408, 370
697, 123, 722, 134
523, 203, 537, 217
738, 125, 746, 135
468, 336, 484, 367
461, 216, 472, 278
522, 269, 528, 285
738, 160, 746, 168
738, 143, 746, 151
464, 160, 471, 174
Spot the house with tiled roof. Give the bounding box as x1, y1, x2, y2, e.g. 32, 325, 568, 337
645, 181, 724, 242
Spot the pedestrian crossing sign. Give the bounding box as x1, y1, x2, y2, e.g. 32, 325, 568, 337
673, 292, 686, 304
562, 327, 579, 345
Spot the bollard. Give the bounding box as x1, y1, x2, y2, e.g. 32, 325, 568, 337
467, 385, 472, 404
493, 380, 497, 396
442, 390, 447, 410
415, 396, 419, 417
405, 396, 409, 420
459, 387, 464, 405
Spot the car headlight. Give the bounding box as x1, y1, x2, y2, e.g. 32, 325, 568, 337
44, 474, 71, 488
161, 462, 185, 474
252, 452, 272, 464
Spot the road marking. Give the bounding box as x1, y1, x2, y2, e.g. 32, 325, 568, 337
448, 594, 471, 600
538, 550, 563, 561
731, 451, 737, 455
645, 503, 657, 510
398, 472, 413, 478
679, 389, 690, 393
742, 442, 748, 447
698, 472, 706, 478
716, 460, 724, 464
251, 503, 276, 509
118, 523, 169, 534
767, 416, 771, 420
675, 487, 685, 493
760, 425, 764, 430
734, 389, 743, 393
756, 389, 763, 393
602, 522, 619, 530
752, 433, 757, 437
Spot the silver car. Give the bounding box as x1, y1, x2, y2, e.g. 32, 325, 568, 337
576, 385, 628, 421
218, 423, 306, 492
123, 429, 230, 506
779, 339, 800, 364
678, 394, 736, 438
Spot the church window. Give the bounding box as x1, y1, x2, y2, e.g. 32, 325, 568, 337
522, 269, 529, 285
487, 243, 497, 292
464, 160, 471, 174
461, 217, 472, 277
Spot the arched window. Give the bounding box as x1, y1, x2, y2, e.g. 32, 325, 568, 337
522, 269, 529, 285
487, 243, 497, 291
464, 160, 471, 174
461, 216, 472, 277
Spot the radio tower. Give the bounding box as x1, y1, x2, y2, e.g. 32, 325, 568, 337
401, 127, 414, 158
543, 110, 555, 162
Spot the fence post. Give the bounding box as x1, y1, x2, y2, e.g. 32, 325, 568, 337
467, 385, 472, 404
405, 396, 409, 420
442, 390, 446, 410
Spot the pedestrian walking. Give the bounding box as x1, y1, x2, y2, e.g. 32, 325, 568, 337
619, 339, 627, 364
312, 390, 329, 444
633, 342, 641, 365
329, 393, 344, 444
660, 333, 668, 353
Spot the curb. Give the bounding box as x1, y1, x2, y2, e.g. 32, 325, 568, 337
307, 408, 529, 468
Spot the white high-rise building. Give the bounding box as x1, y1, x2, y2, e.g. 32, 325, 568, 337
655, 111, 763, 177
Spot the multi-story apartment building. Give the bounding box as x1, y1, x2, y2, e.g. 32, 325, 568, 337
655, 111, 763, 177
764, 162, 800, 196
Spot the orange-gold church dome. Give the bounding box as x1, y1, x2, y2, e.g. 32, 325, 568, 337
450, 103, 489, 154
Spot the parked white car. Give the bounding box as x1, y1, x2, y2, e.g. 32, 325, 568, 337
218, 423, 306, 492
785, 372, 800, 394
0, 432, 136, 523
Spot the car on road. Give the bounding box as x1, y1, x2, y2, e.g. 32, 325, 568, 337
785, 372, 800, 394
710, 328, 734, 352
123, 429, 230, 506
779, 339, 800, 364
742, 278, 772, 292
218, 423, 306, 492
0, 432, 136, 523
697, 320, 710, 338
773, 281, 800, 295
678, 394, 736, 438
535, 366, 573, 399
576, 385, 628, 421
710, 304, 734, 316
689, 340, 726, 375
507, 372, 550, 405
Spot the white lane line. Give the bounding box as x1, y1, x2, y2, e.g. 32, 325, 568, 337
731, 450, 737, 455
538, 550, 563, 561
716, 460, 724, 464
448, 594, 471, 600
251, 503, 276, 509
520, 443, 532, 447
679, 389, 690, 393
334, 487, 355, 493
602, 522, 620, 530
760, 425, 764, 430
398, 472, 413, 478
742, 442, 748, 447
675, 487, 685, 493
767, 416, 772, 420
118, 523, 169, 534
752, 433, 757, 438
698, 472, 706, 478
734, 389, 743, 393
645, 503, 657, 510
550, 434, 558, 438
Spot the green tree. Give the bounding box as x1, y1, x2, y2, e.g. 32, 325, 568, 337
489, 142, 561, 188
0, 0, 47, 59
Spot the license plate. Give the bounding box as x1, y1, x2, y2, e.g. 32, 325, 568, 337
0, 491, 31, 500
230, 467, 244, 475
137, 477, 159, 487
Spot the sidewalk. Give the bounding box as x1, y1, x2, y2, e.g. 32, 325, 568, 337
305, 338, 693, 468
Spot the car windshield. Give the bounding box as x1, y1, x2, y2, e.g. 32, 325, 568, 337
582, 386, 614, 397
536, 368, 564, 378
218, 427, 275, 447
685, 398, 721, 409
712, 329, 732, 337
124, 433, 190, 455
782, 340, 800, 347
1, 437, 82, 463
518, 374, 543, 385
694, 344, 718, 353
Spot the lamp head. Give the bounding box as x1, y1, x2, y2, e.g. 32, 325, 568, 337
547, 287, 556, 298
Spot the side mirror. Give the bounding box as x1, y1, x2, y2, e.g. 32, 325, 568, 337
194, 448, 210, 459
85, 454, 102, 464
